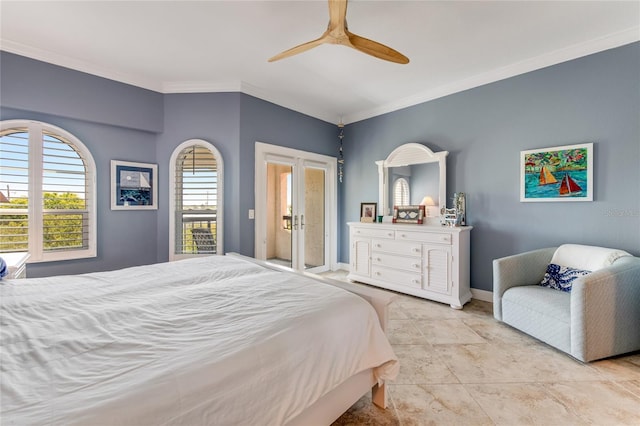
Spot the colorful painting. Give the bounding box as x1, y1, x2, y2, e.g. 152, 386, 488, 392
520, 143, 593, 202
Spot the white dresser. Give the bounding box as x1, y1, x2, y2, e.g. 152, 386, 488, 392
347, 222, 472, 309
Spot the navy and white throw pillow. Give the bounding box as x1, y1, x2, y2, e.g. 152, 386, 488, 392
540, 263, 591, 292
0, 257, 7, 280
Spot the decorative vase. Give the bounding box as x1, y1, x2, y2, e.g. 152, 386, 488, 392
453, 192, 466, 226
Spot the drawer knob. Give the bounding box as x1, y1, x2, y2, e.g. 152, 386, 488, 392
375, 271, 382, 276
376, 258, 382, 262
412, 263, 419, 268
401, 234, 406, 238
412, 279, 420, 284
376, 244, 382, 248
387, 232, 393, 237
412, 248, 420, 253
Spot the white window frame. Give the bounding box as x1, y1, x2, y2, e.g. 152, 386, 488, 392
0, 119, 97, 262
169, 139, 224, 261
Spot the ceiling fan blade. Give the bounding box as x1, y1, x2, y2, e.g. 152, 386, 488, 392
268, 35, 328, 62
268, 0, 409, 64
347, 32, 410, 64
327, 0, 348, 31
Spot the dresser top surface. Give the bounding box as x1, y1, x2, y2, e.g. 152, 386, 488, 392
347, 222, 472, 233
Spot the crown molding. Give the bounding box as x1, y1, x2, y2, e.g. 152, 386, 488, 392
343, 27, 640, 124
239, 81, 337, 124
3, 26, 638, 125
0, 39, 163, 93
162, 80, 243, 94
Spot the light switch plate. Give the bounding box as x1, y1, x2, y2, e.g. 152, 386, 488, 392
248, 209, 255, 219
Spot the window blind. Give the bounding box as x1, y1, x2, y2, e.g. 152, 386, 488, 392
0, 121, 95, 261
174, 145, 218, 255
41, 132, 89, 252
393, 178, 410, 207
0, 130, 29, 252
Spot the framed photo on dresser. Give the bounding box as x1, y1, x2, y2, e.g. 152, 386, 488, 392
360, 202, 377, 222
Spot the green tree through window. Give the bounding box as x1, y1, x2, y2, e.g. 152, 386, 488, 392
0, 120, 96, 261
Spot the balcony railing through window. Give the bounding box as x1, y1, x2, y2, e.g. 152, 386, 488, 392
177, 210, 217, 254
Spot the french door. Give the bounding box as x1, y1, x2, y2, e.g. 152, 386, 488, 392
255, 142, 336, 273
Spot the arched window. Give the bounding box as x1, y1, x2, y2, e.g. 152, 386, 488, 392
0, 120, 96, 262
169, 139, 223, 260
393, 177, 410, 207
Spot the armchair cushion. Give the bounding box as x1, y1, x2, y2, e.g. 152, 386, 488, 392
502, 285, 571, 354
550, 244, 630, 271
539, 263, 591, 292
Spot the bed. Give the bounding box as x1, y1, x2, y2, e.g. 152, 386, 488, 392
1, 254, 398, 425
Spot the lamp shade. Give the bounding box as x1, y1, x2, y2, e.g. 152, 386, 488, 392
420, 196, 436, 206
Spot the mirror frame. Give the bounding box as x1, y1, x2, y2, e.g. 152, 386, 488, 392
376, 143, 448, 220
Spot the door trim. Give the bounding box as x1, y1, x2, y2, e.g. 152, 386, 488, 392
254, 141, 337, 272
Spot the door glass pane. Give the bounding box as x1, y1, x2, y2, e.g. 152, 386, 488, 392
303, 167, 325, 269
266, 162, 292, 268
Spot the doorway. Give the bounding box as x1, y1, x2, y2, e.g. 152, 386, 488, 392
255, 142, 336, 273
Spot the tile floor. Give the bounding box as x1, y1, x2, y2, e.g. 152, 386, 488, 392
321, 271, 640, 426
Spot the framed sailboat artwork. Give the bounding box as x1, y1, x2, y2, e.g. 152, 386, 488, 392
520, 143, 593, 202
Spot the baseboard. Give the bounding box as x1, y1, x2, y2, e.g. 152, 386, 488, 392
471, 288, 493, 303
335, 262, 350, 272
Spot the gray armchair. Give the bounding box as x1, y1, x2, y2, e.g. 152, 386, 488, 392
493, 245, 640, 362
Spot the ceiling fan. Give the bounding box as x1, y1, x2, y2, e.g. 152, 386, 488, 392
268, 0, 409, 64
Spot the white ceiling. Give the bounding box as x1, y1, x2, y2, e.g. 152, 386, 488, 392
1, 1, 638, 124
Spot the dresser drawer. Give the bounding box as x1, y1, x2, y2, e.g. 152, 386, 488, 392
351, 227, 395, 239
396, 230, 452, 245
372, 239, 421, 257
371, 266, 422, 289
372, 252, 421, 273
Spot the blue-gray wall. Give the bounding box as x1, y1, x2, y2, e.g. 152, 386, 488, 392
155, 92, 242, 261
0, 52, 336, 276
154, 93, 335, 262
340, 42, 640, 291
1, 52, 162, 277
2, 43, 638, 291
238, 95, 337, 257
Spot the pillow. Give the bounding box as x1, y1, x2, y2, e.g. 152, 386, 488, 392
540, 263, 591, 292
0, 257, 7, 280
551, 244, 631, 272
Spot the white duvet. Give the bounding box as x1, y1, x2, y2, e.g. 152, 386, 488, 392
1, 255, 398, 425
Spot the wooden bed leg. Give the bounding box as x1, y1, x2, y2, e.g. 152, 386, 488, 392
371, 382, 387, 409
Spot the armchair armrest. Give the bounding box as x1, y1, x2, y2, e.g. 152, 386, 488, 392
570, 256, 640, 361
493, 247, 556, 320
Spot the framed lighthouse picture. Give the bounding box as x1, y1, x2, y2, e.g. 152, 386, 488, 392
520, 143, 593, 202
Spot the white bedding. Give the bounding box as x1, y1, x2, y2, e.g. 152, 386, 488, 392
1, 255, 398, 425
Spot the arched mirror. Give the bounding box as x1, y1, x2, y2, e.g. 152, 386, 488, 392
376, 143, 448, 224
